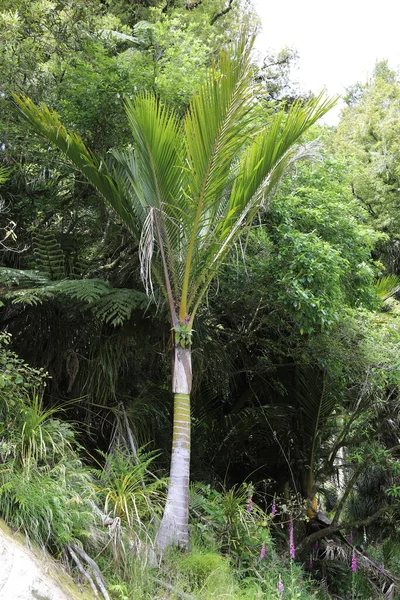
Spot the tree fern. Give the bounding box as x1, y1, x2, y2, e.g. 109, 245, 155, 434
0, 267, 147, 326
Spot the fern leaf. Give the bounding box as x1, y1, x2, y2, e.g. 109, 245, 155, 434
52, 279, 111, 303
6, 287, 55, 306
0, 268, 50, 288
32, 231, 65, 280
92, 288, 148, 326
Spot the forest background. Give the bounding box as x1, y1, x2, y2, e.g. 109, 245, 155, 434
0, 1, 399, 599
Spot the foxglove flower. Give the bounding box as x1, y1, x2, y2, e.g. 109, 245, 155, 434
260, 543, 266, 559
289, 517, 295, 559
278, 575, 284, 594
271, 500, 277, 517
351, 551, 357, 573
247, 497, 253, 513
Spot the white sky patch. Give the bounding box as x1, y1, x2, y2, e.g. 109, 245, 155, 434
252, 0, 400, 123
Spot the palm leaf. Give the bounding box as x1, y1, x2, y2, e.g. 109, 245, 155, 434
375, 275, 400, 301
13, 96, 139, 239
296, 369, 337, 468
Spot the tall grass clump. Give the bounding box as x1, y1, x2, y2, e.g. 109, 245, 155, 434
0, 333, 97, 553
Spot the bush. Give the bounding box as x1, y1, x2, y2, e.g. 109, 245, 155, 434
178, 552, 231, 587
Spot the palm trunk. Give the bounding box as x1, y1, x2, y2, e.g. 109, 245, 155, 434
156, 344, 192, 552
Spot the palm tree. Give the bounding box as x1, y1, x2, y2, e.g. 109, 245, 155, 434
14, 36, 335, 552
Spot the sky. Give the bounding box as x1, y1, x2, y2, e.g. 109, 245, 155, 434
252, 0, 400, 123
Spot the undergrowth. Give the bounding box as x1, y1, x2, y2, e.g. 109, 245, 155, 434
0, 334, 389, 599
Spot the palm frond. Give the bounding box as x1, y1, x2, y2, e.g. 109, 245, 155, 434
296, 369, 337, 467
0, 166, 10, 186
179, 36, 259, 319
187, 98, 336, 317
13, 95, 139, 239
375, 275, 400, 301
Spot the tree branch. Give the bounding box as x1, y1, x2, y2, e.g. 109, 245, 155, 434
296, 506, 391, 555
332, 464, 364, 526
185, 0, 203, 9
68, 546, 98, 598
210, 0, 234, 25
69, 544, 110, 600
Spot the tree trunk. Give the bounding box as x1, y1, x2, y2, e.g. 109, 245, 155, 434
156, 345, 192, 553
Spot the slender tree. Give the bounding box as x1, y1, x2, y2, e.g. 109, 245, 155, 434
14, 37, 335, 551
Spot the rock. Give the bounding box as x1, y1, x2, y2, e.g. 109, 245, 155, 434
0, 521, 93, 600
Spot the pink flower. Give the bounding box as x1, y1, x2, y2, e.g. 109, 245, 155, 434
289, 517, 295, 559
351, 551, 357, 573
278, 575, 284, 594
247, 497, 253, 513
380, 564, 385, 574
260, 543, 266, 559
271, 501, 277, 517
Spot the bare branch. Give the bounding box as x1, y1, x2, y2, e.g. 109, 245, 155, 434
296, 506, 393, 555
67, 546, 98, 598
69, 544, 110, 600
210, 0, 234, 25
332, 464, 364, 526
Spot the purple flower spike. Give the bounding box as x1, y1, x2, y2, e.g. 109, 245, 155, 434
247, 497, 253, 513
260, 543, 266, 559
289, 518, 295, 559
380, 564, 385, 574
278, 575, 284, 594
271, 501, 277, 517
351, 551, 357, 573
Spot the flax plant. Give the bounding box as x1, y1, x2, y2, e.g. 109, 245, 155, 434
14, 36, 335, 551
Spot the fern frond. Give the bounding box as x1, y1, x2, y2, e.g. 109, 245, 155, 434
51, 279, 111, 303
6, 287, 55, 306
0, 268, 50, 288
32, 231, 65, 280
92, 288, 148, 326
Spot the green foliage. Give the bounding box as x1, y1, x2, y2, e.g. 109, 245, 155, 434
0, 332, 45, 393
190, 482, 272, 571
0, 265, 148, 325
32, 230, 65, 280
93, 447, 165, 528
0, 336, 97, 553
178, 552, 230, 587
336, 62, 400, 272
0, 458, 96, 553
93, 288, 148, 326
173, 322, 193, 348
